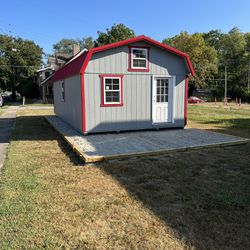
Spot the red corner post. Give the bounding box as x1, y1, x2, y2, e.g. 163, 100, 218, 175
184, 75, 189, 126
80, 73, 86, 133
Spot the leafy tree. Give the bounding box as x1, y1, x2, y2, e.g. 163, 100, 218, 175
94, 24, 135, 47
202, 29, 224, 51
79, 36, 94, 49
219, 27, 247, 98
0, 35, 42, 99
53, 38, 77, 53
162, 32, 218, 91
53, 37, 94, 55
18, 76, 39, 98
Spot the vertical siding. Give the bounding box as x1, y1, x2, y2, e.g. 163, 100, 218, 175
53, 75, 82, 132
84, 41, 189, 133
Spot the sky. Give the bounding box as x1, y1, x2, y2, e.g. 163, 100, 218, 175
1, 0, 250, 56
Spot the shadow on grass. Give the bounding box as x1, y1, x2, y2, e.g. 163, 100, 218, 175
195, 118, 250, 139
200, 118, 250, 129
12, 115, 250, 249
102, 142, 250, 249
12, 115, 83, 166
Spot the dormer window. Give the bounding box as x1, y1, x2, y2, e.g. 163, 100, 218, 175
128, 46, 150, 72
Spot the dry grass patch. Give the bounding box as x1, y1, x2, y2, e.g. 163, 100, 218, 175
0, 110, 187, 249
0, 105, 249, 249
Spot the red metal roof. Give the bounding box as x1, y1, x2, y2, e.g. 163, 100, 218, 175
51, 50, 89, 82
51, 35, 195, 82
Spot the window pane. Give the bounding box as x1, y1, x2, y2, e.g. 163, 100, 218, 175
132, 49, 146, 59
157, 95, 160, 102
112, 92, 120, 102
138, 60, 146, 67
133, 59, 146, 68
105, 84, 112, 90
105, 79, 112, 84
113, 84, 120, 90
165, 95, 168, 102
113, 78, 119, 84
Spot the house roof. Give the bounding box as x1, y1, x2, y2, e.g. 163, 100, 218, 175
51, 35, 195, 82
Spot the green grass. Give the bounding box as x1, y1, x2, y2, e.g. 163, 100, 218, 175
0, 104, 249, 249
187, 102, 250, 138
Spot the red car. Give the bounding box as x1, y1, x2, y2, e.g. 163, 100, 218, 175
188, 96, 203, 104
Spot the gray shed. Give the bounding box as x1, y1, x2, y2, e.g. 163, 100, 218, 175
51, 35, 195, 134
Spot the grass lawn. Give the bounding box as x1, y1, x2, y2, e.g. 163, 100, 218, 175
0, 103, 249, 249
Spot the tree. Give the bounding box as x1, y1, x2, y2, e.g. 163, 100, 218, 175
219, 27, 247, 98
0, 35, 42, 99
94, 24, 135, 47
79, 37, 94, 49
162, 32, 218, 91
53, 38, 77, 53
53, 37, 94, 54
202, 29, 224, 51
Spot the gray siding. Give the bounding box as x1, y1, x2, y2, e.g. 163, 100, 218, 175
84, 41, 188, 133
53, 75, 82, 132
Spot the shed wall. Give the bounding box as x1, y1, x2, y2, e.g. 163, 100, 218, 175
84, 42, 188, 133
53, 74, 82, 132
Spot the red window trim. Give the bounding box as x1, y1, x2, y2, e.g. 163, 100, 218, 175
128, 46, 150, 72
99, 74, 124, 107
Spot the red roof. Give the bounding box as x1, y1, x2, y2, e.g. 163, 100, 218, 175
51, 35, 195, 82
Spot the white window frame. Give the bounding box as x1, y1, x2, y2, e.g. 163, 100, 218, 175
103, 77, 122, 105
131, 47, 148, 69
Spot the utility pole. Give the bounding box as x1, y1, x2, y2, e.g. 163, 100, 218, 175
224, 66, 228, 105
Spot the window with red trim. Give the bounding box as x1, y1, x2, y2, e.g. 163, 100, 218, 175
128, 46, 149, 72
100, 75, 124, 107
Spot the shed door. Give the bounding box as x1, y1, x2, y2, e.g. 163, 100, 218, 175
152, 76, 174, 124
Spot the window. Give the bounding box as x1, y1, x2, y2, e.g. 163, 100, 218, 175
128, 46, 149, 72
61, 81, 65, 101
100, 74, 124, 107
156, 78, 169, 103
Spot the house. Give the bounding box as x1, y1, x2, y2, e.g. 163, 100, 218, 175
36, 66, 55, 103
37, 44, 81, 103
50, 35, 195, 134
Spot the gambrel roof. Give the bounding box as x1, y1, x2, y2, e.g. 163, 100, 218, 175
51, 35, 195, 82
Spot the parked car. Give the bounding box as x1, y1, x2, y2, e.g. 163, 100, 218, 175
188, 96, 203, 104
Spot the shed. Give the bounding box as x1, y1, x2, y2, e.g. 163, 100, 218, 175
51, 35, 195, 134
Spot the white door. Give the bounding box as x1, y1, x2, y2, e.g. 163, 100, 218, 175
152, 76, 174, 124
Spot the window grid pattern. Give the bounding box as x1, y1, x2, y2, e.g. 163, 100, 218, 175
104, 78, 120, 103
156, 79, 169, 103
132, 48, 147, 68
